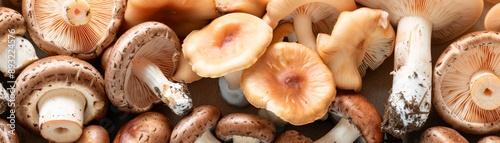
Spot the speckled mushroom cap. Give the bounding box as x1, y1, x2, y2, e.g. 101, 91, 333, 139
0, 83, 7, 115
0, 7, 25, 40
275, 130, 312, 143
478, 135, 500, 143
434, 31, 500, 134
170, 105, 221, 142
113, 112, 171, 143
104, 21, 181, 113
216, 113, 276, 143
0, 118, 19, 143
75, 125, 110, 143
420, 126, 467, 143
14, 55, 107, 134
328, 93, 383, 143
22, 0, 126, 60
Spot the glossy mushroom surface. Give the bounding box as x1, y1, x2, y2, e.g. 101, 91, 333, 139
114, 112, 171, 143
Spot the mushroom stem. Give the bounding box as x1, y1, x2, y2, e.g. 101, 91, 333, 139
383, 16, 432, 137
131, 56, 192, 115
172, 53, 202, 83
293, 14, 316, 49
195, 130, 220, 143
314, 118, 361, 143
219, 70, 249, 107
38, 89, 86, 142
469, 70, 500, 110
61, 0, 92, 26
232, 136, 261, 143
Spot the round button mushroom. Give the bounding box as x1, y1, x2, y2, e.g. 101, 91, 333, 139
114, 111, 171, 143
355, 0, 484, 138
22, 0, 126, 60
14, 55, 107, 142
434, 31, 500, 134
419, 126, 467, 143
75, 125, 110, 143
485, 3, 500, 31
170, 105, 221, 143
0, 117, 19, 143
216, 113, 276, 143
104, 21, 192, 115
478, 135, 500, 143
275, 130, 313, 143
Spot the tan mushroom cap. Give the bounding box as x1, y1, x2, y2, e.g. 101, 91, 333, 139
75, 125, 109, 143
114, 112, 171, 143
216, 113, 276, 143
271, 22, 295, 44
215, 0, 269, 17
23, 0, 125, 60
485, 0, 500, 4
0, 118, 19, 143
0, 7, 25, 39
485, 3, 500, 31
434, 31, 500, 134
478, 135, 500, 143
14, 55, 107, 134
170, 105, 221, 142
241, 42, 336, 125
420, 126, 467, 143
355, 0, 483, 43
275, 130, 313, 143
183, 12, 272, 78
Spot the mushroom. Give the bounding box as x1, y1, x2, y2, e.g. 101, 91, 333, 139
241, 42, 336, 125
14, 55, 107, 142
316, 7, 395, 91
22, 0, 125, 60
271, 22, 295, 44
215, 113, 276, 143
170, 105, 221, 143
478, 135, 500, 143
355, 0, 484, 137
215, 0, 269, 17
114, 111, 171, 143
434, 31, 500, 134
104, 21, 192, 115
275, 130, 313, 143
182, 12, 272, 107
121, 0, 220, 38
0, 7, 38, 77
485, 3, 500, 31
485, 0, 500, 4
171, 53, 202, 84
0, 117, 19, 143
75, 125, 110, 143
0, 83, 8, 115
419, 126, 467, 143
262, 0, 357, 48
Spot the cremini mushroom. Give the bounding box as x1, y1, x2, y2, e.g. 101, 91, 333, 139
275, 130, 313, 143
434, 31, 500, 134
104, 21, 192, 115
0, 7, 38, 76
419, 126, 467, 143
241, 42, 336, 125
355, 0, 484, 137
478, 135, 500, 143
0, 117, 19, 143
262, 0, 356, 49
23, 0, 125, 60
75, 125, 110, 143
0, 83, 8, 115
170, 105, 221, 143
215, 0, 269, 17
316, 7, 395, 91
114, 112, 171, 143
216, 113, 276, 143
182, 12, 272, 107
485, 3, 500, 31
121, 0, 219, 38
14, 55, 107, 142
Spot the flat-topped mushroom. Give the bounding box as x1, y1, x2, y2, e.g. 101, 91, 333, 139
0, 117, 19, 143
0, 83, 8, 115
171, 105, 221, 143
114, 112, 171, 143
485, 3, 500, 31
23, 0, 125, 60
355, 0, 484, 138
419, 126, 467, 143
216, 113, 276, 143
434, 31, 500, 134
14, 55, 107, 142
215, 0, 269, 17
75, 125, 109, 143
478, 136, 500, 143
275, 130, 313, 143
105, 21, 192, 115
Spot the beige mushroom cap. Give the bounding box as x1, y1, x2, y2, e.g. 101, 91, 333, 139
216, 113, 276, 143
170, 105, 221, 142
478, 135, 500, 143
275, 130, 312, 143
75, 125, 110, 143
485, 0, 500, 4
215, 0, 269, 17
0, 118, 19, 143
114, 112, 171, 143
0, 7, 25, 39
485, 3, 500, 31
420, 126, 467, 143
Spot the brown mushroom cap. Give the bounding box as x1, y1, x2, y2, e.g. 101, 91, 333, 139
0, 7, 25, 39
434, 31, 500, 134
478, 135, 500, 143
485, 3, 500, 31
114, 112, 171, 143
0, 118, 19, 143
75, 125, 110, 143
275, 130, 313, 143
14, 55, 107, 134
420, 126, 467, 143
23, 0, 125, 60
170, 105, 221, 142
216, 113, 276, 143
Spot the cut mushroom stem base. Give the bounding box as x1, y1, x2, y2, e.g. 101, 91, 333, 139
314, 118, 360, 143
470, 70, 500, 110
219, 70, 249, 107
131, 56, 192, 115
232, 136, 261, 143
61, 0, 92, 26
38, 88, 86, 142
194, 130, 220, 143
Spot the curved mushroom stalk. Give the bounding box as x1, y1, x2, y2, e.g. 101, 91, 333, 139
469, 70, 500, 110
315, 118, 360, 143
172, 53, 202, 84
131, 56, 192, 116
0, 36, 39, 76
218, 70, 249, 107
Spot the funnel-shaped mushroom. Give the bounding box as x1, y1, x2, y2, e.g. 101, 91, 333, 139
114, 112, 171, 143
215, 0, 269, 17
23, 0, 125, 60
241, 42, 336, 125
434, 31, 500, 134
485, 3, 500, 31
0, 83, 7, 115
0, 118, 18, 143
183, 12, 272, 107
104, 22, 192, 115
14, 55, 107, 142
355, 0, 484, 137
316, 7, 395, 91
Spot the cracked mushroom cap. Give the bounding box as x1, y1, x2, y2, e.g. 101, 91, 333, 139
14, 55, 107, 134
275, 130, 312, 143
485, 3, 500, 31
23, 0, 125, 60
434, 31, 500, 134
105, 21, 181, 113
216, 113, 276, 143
355, 0, 483, 44
0, 118, 19, 143
420, 126, 467, 143
479, 135, 500, 143
241, 42, 336, 125
75, 125, 109, 143
170, 105, 221, 142
114, 112, 171, 143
